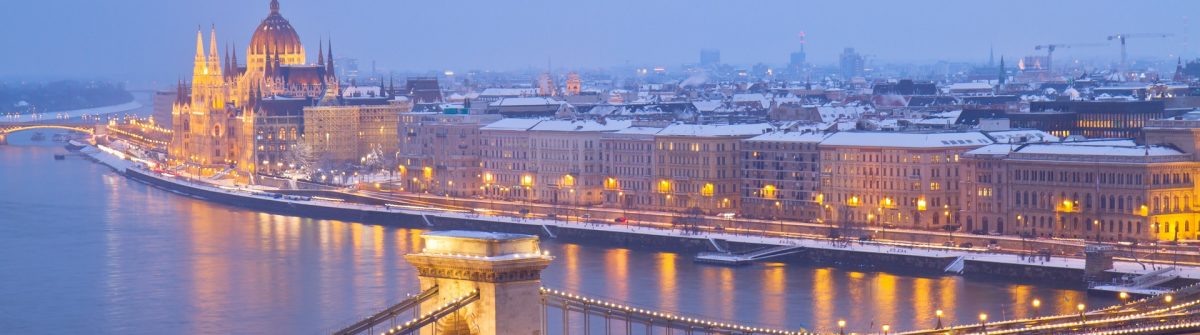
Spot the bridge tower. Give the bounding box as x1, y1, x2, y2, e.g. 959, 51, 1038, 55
405, 231, 553, 335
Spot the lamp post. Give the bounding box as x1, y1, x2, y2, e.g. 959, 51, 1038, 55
1119, 291, 1129, 305
979, 313, 988, 334
1077, 303, 1086, 324
1032, 298, 1041, 319
935, 309, 944, 329
1165, 294, 1174, 306
882, 324, 890, 335
837, 319, 846, 335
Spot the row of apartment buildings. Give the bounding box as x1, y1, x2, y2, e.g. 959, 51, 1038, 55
391, 113, 1200, 243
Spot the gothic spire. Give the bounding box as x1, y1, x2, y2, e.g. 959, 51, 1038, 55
317, 38, 324, 68
326, 39, 335, 74
208, 25, 221, 77
231, 42, 239, 73
194, 28, 207, 75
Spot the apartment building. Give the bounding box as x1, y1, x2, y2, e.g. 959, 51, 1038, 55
653, 123, 775, 213
740, 130, 828, 220
397, 112, 501, 196
820, 131, 994, 230
963, 140, 1200, 242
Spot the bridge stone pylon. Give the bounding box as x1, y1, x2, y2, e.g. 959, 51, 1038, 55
405, 231, 553, 335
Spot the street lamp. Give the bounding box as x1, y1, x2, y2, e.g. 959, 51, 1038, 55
1077, 303, 1086, 323
1032, 298, 1041, 319
882, 324, 890, 335
1119, 291, 1129, 304
979, 313, 988, 334
935, 309, 943, 329
837, 320, 846, 335
1165, 294, 1174, 305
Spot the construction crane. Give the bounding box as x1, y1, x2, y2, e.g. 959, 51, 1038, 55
1033, 43, 1108, 71
1107, 33, 1174, 72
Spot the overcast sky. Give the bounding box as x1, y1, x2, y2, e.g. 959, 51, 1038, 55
3, 0, 1198, 83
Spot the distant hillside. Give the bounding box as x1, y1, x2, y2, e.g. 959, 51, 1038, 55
0, 80, 134, 114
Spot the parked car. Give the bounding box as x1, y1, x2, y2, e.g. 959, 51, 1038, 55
614, 217, 628, 223
958, 242, 974, 248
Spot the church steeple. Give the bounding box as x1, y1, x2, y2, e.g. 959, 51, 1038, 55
317, 38, 324, 68
998, 56, 1007, 86
326, 39, 335, 74
194, 28, 207, 76
208, 25, 222, 77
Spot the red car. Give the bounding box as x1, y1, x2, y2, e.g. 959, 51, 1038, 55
614, 217, 628, 223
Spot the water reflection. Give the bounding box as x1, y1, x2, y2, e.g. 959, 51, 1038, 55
0, 144, 1119, 334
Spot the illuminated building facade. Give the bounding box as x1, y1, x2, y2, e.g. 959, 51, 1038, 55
398, 112, 500, 196
962, 140, 1200, 242
600, 126, 662, 211
169, 0, 338, 179
819, 132, 992, 230
740, 131, 827, 221
652, 123, 774, 213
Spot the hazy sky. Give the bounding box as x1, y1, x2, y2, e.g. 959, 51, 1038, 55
3, 0, 1199, 83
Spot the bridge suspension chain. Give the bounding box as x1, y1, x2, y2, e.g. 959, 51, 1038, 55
541, 287, 814, 335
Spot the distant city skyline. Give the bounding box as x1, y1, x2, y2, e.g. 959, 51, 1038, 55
3, 0, 1199, 82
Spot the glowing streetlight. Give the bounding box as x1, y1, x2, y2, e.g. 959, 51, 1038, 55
1119, 291, 1129, 304
979, 313, 988, 333
837, 320, 846, 335
1032, 298, 1041, 319
882, 324, 890, 335
1077, 303, 1086, 323
935, 309, 944, 329
1165, 294, 1174, 305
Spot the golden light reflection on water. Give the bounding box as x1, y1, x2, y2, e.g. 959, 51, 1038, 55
811, 268, 834, 332
910, 277, 934, 329
874, 273, 898, 327
1009, 284, 1032, 318
760, 263, 787, 324
604, 248, 630, 301
938, 276, 957, 324
563, 244, 580, 290
718, 267, 735, 321
657, 253, 678, 312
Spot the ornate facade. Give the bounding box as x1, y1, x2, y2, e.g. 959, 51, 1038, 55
169, 0, 337, 179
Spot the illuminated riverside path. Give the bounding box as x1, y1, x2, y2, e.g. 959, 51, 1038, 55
0, 135, 1119, 334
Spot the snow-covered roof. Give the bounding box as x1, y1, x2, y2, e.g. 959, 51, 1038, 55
1062, 139, 1137, 147
480, 118, 544, 131
983, 130, 1060, 143
964, 144, 1018, 156
612, 126, 664, 135
529, 119, 632, 132
692, 100, 723, 112
947, 82, 994, 91
817, 105, 870, 123
732, 93, 769, 107
342, 86, 383, 98
745, 131, 830, 143
657, 123, 775, 137
478, 88, 538, 97
1016, 144, 1184, 157
821, 131, 994, 148
490, 97, 564, 107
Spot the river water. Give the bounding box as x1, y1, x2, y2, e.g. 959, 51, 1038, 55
0, 133, 1116, 334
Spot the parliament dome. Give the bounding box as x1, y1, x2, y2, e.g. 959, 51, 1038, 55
247, 0, 305, 63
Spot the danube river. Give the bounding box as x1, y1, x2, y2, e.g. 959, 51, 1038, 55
0, 134, 1117, 334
